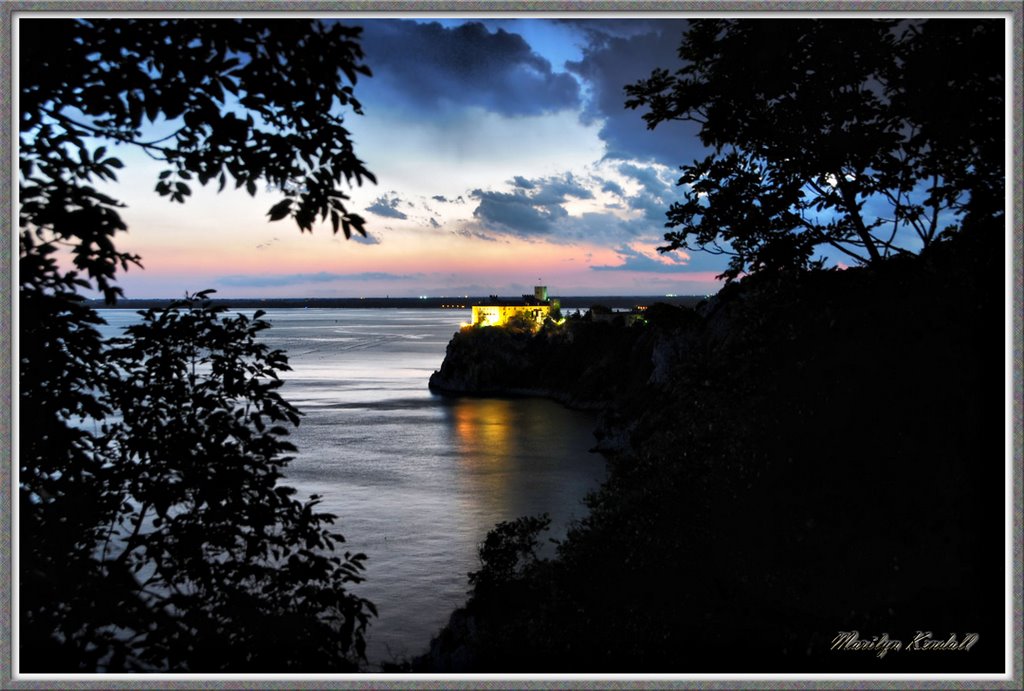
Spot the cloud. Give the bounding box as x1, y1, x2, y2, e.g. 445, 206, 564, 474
617, 162, 678, 223
218, 271, 420, 288
358, 19, 581, 117
591, 245, 696, 273
366, 193, 409, 220
600, 179, 626, 197
469, 172, 596, 236
452, 226, 503, 242
350, 233, 381, 245
565, 20, 707, 167
618, 162, 673, 196
471, 188, 565, 235
556, 18, 678, 42
431, 194, 466, 204
456, 164, 698, 247
530, 173, 594, 205
592, 243, 730, 274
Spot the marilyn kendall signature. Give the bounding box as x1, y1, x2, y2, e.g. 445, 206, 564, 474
831, 631, 979, 658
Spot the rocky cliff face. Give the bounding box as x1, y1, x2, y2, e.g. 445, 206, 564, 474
428, 318, 666, 412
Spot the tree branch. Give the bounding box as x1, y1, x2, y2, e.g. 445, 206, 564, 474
49, 110, 174, 159
836, 179, 882, 263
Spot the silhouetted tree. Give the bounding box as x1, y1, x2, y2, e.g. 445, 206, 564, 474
468, 514, 551, 599
625, 19, 1004, 281
19, 18, 377, 671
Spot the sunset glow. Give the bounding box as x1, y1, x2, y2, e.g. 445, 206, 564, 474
46, 16, 734, 299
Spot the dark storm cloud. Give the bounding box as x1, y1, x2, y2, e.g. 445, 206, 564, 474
218, 272, 419, 287
358, 20, 580, 116
565, 20, 707, 167
366, 193, 409, 220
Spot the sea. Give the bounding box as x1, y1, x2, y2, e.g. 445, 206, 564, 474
96, 307, 606, 669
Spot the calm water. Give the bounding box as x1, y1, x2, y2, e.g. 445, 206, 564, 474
97, 308, 605, 668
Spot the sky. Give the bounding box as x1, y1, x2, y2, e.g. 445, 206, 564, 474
76, 16, 731, 299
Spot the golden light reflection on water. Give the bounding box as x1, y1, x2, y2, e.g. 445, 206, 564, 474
450, 399, 516, 520
451, 398, 516, 454
444, 395, 598, 528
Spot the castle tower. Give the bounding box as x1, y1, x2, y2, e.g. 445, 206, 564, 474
534, 285, 548, 303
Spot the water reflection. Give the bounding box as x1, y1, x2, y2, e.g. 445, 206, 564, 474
444, 396, 603, 551
93, 308, 605, 667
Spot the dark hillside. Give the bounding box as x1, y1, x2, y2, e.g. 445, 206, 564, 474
417, 223, 1005, 673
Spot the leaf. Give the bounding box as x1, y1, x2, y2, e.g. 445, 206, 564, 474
267, 198, 292, 221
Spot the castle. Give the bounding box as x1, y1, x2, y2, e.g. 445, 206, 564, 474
471, 286, 559, 328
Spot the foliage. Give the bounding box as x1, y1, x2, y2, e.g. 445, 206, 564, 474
22, 293, 376, 671
625, 19, 1004, 281
504, 311, 542, 334
642, 302, 696, 330
469, 514, 550, 593
19, 18, 378, 671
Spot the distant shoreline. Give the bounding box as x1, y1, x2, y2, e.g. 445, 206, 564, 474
87, 295, 708, 311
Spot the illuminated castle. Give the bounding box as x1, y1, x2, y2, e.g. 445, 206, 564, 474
471, 286, 559, 328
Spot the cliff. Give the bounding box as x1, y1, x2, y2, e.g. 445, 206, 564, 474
428, 317, 658, 412
417, 224, 1006, 673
